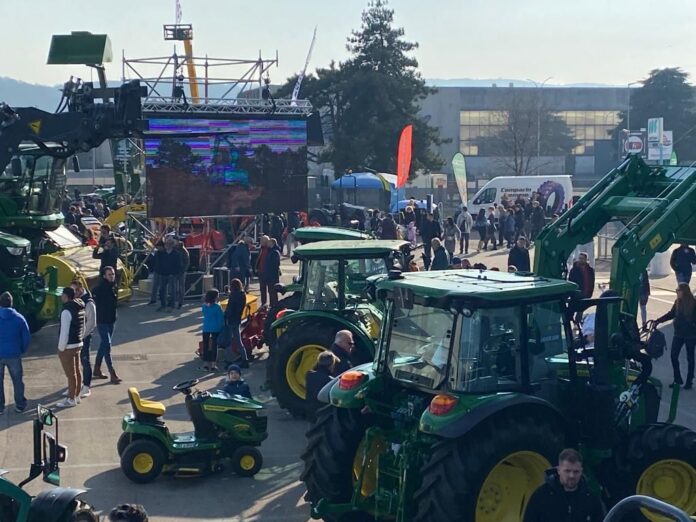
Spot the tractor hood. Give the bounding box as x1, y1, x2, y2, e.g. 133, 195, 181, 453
0, 230, 30, 249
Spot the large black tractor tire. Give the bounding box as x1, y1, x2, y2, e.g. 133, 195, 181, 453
412, 412, 566, 522
120, 438, 167, 484
26, 316, 47, 334
272, 324, 339, 418
614, 423, 696, 520
301, 406, 372, 522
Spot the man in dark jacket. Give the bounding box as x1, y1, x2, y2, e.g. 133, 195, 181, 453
670, 244, 696, 284
331, 330, 355, 375
228, 239, 251, 283
92, 238, 119, 275
147, 242, 164, 305
507, 238, 531, 272
0, 292, 29, 413
93, 266, 121, 384
420, 213, 442, 259
379, 214, 398, 240
305, 351, 338, 417
568, 252, 595, 299
429, 238, 450, 271
263, 238, 281, 307
529, 201, 546, 242
524, 448, 604, 522
157, 237, 180, 311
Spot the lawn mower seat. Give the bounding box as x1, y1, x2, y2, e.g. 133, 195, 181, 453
128, 387, 166, 423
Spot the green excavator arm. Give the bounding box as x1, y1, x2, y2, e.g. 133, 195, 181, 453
535, 154, 696, 318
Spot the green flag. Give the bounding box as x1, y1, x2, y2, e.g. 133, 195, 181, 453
451, 152, 467, 204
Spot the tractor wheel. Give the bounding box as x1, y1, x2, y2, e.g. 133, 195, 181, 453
272, 324, 338, 418
68, 500, 99, 522
26, 316, 47, 334
412, 412, 565, 522
616, 423, 696, 521
231, 446, 263, 477
301, 406, 372, 522
117, 432, 131, 458
120, 438, 166, 484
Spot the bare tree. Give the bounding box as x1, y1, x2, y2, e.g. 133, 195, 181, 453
476, 90, 577, 176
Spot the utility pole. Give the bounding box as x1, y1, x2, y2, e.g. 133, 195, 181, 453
626, 81, 640, 131
526, 77, 552, 175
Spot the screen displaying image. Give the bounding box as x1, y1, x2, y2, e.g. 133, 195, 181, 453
145, 118, 308, 217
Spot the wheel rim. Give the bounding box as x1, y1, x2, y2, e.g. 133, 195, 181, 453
240, 455, 256, 471
352, 433, 387, 498
285, 344, 326, 399
637, 459, 696, 521
476, 451, 550, 522
132, 452, 154, 474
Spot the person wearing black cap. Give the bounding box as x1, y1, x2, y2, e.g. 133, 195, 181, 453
223, 364, 252, 399
108, 504, 148, 522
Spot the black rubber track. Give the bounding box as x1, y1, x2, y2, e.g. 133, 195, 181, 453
272, 324, 339, 418
300, 406, 373, 522
614, 423, 696, 519
412, 412, 565, 522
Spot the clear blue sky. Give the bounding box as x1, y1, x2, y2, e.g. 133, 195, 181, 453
1, 0, 695, 87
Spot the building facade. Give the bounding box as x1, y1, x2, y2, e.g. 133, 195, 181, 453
420, 85, 630, 188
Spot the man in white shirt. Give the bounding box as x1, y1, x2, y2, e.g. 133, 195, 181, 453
56, 287, 85, 408
71, 280, 96, 398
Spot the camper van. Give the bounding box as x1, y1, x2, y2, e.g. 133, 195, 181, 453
468, 175, 573, 216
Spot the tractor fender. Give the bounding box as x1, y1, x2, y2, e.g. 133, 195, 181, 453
28, 487, 85, 522
272, 311, 375, 357
317, 377, 338, 404
422, 393, 569, 440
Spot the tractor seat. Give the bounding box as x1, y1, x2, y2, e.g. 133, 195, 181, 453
128, 387, 166, 421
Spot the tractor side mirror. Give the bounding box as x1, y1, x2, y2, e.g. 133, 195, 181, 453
71, 156, 80, 173
10, 157, 22, 177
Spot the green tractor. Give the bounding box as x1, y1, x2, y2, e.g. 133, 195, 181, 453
302, 269, 696, 521
271, 239, 412, 418
0, 406, 98, 521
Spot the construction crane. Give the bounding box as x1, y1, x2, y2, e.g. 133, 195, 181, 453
163, 0, 199, 103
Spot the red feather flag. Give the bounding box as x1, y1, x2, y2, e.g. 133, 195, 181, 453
396, 124, 413, 189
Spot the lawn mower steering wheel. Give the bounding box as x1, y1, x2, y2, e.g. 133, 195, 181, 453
173, 378, 200, 395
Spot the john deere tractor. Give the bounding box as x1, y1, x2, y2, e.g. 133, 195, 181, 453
302, 269, 696, 521
271, 239, 412, 418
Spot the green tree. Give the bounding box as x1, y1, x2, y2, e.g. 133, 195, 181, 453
277, 0, 443, 177
612, 68, 696, 161
476, 90, 578, 176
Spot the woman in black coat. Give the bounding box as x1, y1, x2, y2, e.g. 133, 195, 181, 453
224, 278, 249, 367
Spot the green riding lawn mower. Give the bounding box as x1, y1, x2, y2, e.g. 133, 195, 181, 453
118, 379, 267, 483
270, 239, 413, 418
0, 406, 98, 521
302, 269, 696, 522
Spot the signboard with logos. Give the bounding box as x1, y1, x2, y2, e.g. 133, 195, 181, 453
431, 173, 448, 189
647, 130, 673, 161
647, 117, 664, 143
620, 129, 647, 156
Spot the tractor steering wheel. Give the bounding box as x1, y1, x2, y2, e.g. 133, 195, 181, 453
173, 378, 200, 395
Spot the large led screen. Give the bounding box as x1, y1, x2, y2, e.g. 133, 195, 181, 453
145, 118, 308, 217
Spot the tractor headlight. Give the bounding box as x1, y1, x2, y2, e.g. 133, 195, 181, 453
5, 246, 24, 256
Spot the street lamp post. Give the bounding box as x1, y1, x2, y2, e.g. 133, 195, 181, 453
626, 81, 640, 131
526, 76, 553, 175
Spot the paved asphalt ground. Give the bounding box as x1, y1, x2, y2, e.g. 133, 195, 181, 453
1, 248, 696, 521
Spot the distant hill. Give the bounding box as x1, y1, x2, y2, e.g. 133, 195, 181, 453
0, 77, 62, 111
426, 78, 618, 88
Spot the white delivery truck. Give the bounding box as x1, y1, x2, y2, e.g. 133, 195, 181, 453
467, 175, 573, 216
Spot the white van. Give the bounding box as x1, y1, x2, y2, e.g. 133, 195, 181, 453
467, 175, 573, 216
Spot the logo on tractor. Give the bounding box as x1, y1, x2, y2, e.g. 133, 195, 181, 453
28, 120, 42, 135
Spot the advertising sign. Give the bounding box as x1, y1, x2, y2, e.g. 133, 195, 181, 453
620, 130, 647, 156
647, 130, 673, 161
647, 117, 663, 143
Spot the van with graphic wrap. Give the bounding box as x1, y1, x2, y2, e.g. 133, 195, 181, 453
467, 175, 573, 216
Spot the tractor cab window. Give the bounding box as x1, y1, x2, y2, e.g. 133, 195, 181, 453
2, 154, 65, 215
344, 257, 387, 300
302, 259, 340, 311
386, 301, 454, 389
527, 301, 568, 382
473, 187, 496, 205
455, 306, 521, 392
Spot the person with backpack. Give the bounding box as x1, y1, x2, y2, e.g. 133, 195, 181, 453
655, 282, 696, 389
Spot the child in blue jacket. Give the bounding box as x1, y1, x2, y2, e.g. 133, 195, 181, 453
223, 364, 252, 399
201, 289, 224, 372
